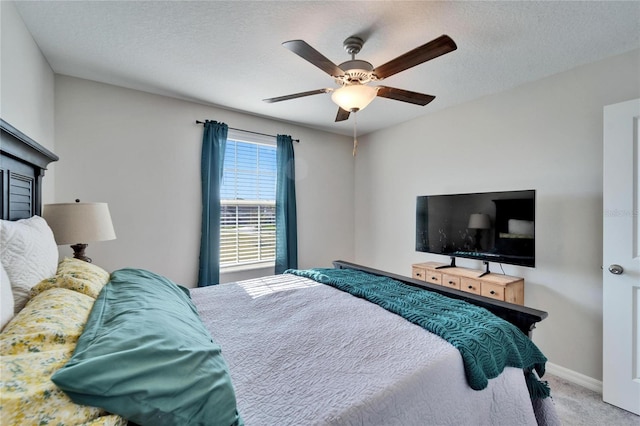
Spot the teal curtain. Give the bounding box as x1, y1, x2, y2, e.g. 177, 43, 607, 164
198, 121, 228, 287
275, 135, 298, 274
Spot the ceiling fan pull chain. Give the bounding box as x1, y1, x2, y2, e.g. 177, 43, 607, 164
353, 111, 358, 157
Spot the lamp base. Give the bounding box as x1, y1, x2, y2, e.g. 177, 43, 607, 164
70, 243, 92, 263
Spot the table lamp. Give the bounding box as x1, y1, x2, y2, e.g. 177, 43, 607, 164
43, 200, 116, 263
468, 213, 490, 251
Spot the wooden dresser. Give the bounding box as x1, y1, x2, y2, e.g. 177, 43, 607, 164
411, 261, 524, 305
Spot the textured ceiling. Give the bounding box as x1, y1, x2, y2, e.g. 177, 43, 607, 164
14, 1, 640, 136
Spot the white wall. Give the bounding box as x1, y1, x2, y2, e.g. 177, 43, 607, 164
54, 76, 355, 287
0, 1, 55, 203
354, 49, 640, 382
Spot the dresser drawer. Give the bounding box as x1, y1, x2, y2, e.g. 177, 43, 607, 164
481, 282, 505, 301
442, 274, 461, 290
412, 267, 426, 281
424, 271, 442, 285
460, 278, 481, 295
411, 262, 524, 305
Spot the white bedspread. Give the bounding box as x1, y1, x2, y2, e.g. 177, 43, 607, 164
191, 274, 539, 426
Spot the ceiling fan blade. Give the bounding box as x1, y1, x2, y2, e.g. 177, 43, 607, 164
373, 35, 457, 80
376, 86, 435, 106
283, 40, 345, 77
263, 89, 329, 103
335, 107, 351, 122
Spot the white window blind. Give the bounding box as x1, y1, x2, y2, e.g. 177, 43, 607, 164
220, 135, 276, 268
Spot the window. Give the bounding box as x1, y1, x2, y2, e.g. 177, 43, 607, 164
220, 131, 276, 269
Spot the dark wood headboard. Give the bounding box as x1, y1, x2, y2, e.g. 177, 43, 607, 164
0, 119, 58, 220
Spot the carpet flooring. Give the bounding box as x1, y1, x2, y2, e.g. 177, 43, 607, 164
545, 373, 639, 425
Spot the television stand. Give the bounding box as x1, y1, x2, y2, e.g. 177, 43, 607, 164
435, 256, 457, 269
478, 261, 491, 278
411, 261, 525, 305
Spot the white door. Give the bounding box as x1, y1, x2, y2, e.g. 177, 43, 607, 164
603, 98, 640, 415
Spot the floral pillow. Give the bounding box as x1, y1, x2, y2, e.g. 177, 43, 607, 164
2, 287, 94, 353
0, 287, 126, 426
30, 257, 111, 300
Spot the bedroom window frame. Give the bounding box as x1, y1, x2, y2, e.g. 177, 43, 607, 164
220, 130, 276, 271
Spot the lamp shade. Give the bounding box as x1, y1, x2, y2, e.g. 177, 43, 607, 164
43, 202, 116, 245
331, 84, 378, 112
468, 213, 490, 230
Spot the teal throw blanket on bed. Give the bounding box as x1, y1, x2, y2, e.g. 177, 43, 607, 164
285, 268, 550, 399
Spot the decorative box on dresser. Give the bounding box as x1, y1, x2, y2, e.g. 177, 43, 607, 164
411, 261, 525, 305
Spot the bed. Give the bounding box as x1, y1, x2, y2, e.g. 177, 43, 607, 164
0, 119, 559, 426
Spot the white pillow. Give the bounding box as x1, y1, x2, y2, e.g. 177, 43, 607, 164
1, 262, 14, 330
0, 216, 58, 313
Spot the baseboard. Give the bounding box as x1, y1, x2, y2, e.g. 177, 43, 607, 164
546, 362, 603, 394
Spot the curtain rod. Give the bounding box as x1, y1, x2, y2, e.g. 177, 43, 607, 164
195, 120, 299, 143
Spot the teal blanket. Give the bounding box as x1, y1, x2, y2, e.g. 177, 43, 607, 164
286, 268, 549, 399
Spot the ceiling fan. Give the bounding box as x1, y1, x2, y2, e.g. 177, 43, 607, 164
263, 34, 457, 122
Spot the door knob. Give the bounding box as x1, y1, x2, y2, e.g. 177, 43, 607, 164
608, 264, 624, 275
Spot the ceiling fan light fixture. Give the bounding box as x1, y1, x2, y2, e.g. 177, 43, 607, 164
331, 84, 378, 112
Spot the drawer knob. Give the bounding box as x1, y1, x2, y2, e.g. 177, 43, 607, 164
490, 290, 496, 295
448, 281, 455, 285
431, 276, 437, 280
416, 273, 422, 277
468, 285, 473, 289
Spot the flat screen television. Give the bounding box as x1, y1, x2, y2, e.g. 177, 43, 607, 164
416, 190, 535, 267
